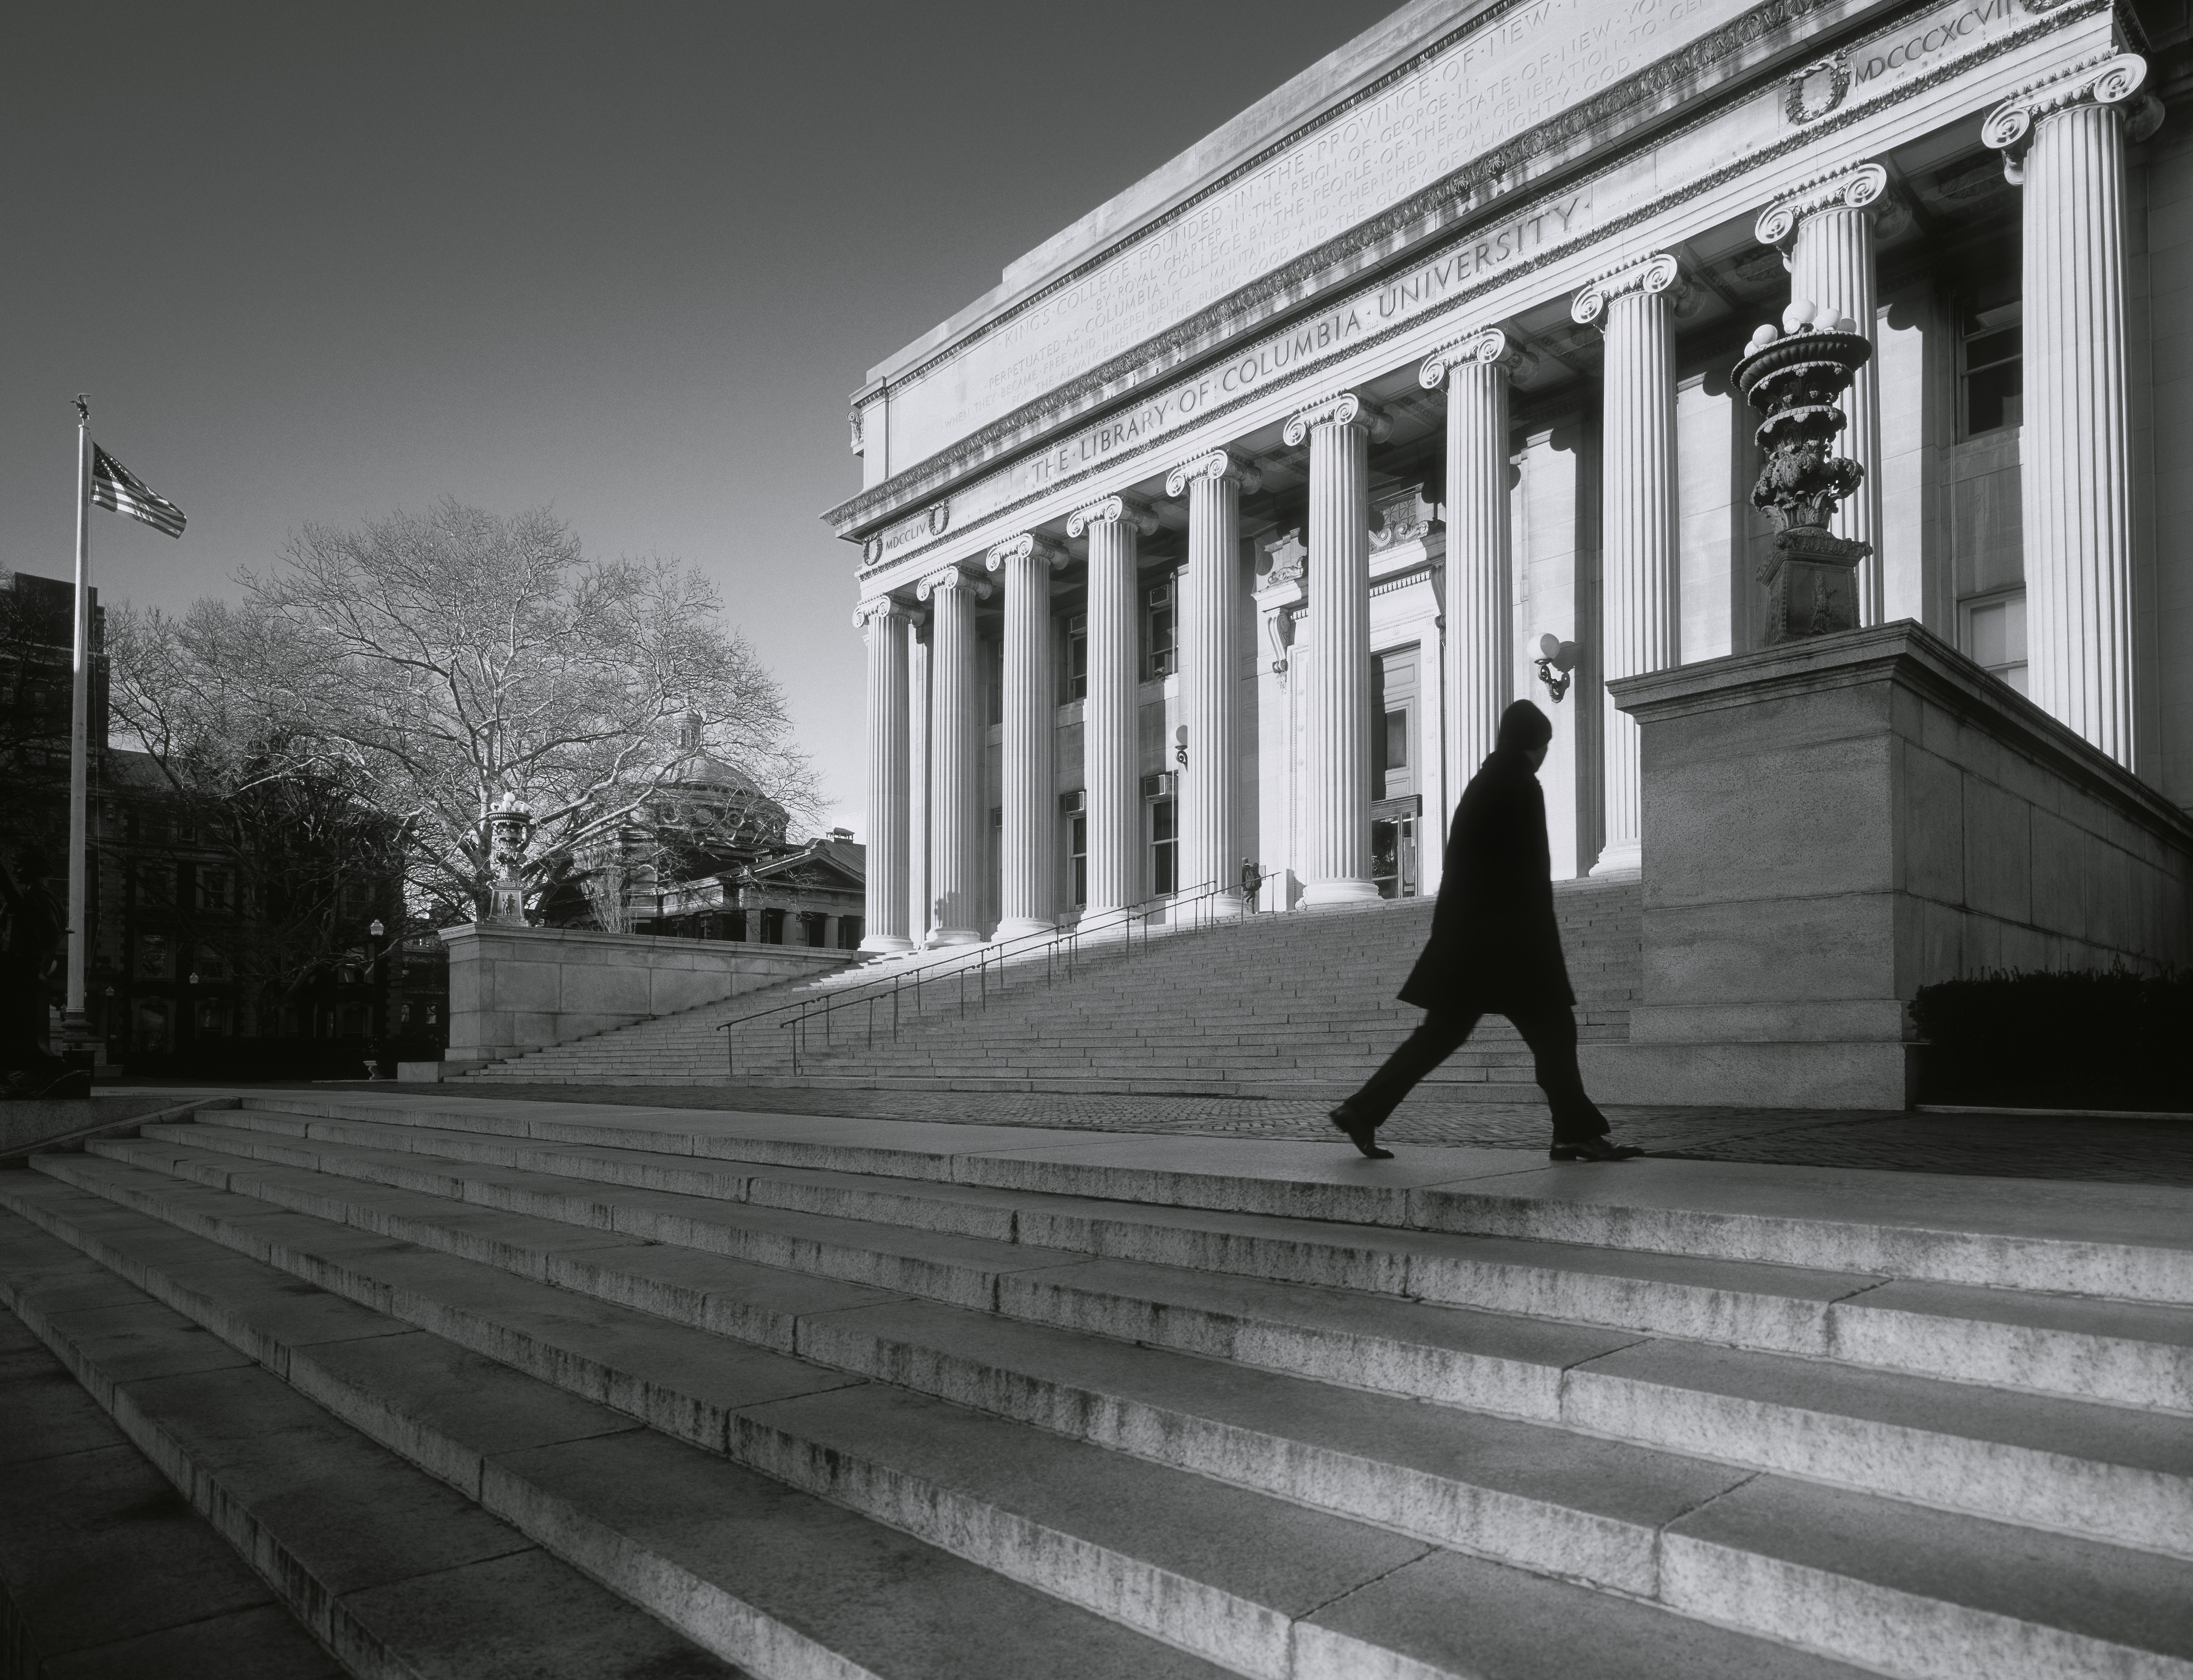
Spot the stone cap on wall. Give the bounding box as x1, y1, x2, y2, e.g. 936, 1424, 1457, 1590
1609, 620, 2193, 853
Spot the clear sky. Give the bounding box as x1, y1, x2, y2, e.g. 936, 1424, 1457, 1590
3, 1, 1399, 833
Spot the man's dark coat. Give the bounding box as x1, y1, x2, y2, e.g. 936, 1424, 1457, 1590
1399, 749, 1573, 1013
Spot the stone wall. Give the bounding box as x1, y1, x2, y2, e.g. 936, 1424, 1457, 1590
440, 924, 856, 1069
1598, 620, 2193, 1108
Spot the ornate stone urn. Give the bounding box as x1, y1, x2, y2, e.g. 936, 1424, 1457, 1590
1732, 301, 1873, 644
484, 792, 535, 925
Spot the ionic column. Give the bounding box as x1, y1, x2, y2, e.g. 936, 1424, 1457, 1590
1421, 328, 1524, 805
985, 533, 1069, 939
1758, 162, 1894, 624
1285, 391, 1390, 906
1574, 254, 1683, 878
1166, 453, 1261, 910
1067, 495, 1157, 921
855, 596, 914, 953
914, 563, 991, 944
1986, 53, 2159, 768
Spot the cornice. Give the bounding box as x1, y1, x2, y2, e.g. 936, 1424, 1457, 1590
839, 0, 2107, 577
828, 0, 1847, 536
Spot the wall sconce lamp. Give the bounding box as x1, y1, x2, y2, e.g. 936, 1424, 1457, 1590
1535, 634, 1578, 703
1174, 725, 1189, 768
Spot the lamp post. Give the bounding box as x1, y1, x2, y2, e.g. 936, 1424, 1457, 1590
367, 918, 387, 1079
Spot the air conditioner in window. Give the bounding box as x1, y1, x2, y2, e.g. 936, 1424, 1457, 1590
1058, 790, 1085, 814
1140, 773, 1176, 799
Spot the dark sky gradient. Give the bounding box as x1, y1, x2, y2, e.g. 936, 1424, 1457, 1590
3, 1, 1399, 827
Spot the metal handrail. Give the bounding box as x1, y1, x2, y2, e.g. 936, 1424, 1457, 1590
717, 873, 1266, 1076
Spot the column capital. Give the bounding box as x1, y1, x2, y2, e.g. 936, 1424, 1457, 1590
1065, 492, 1160, 537
1164, 450, 1262, 498
983, 532, 1070, 575
915, 563, 992, 602
1754, 161, 1899, 255
1984, 51, 2160, 181
1571, 253, 1690, 327
1418, 325, 1530, 390
852, 594, 917, 628
1281, 390, 1390, 448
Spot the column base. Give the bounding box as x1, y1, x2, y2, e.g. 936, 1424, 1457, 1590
992, 917, 1057, 943
927, 927, 984, 947
1300, 878, 1382, 907
858, 935, 915, 955
1590, 837, 1643, 878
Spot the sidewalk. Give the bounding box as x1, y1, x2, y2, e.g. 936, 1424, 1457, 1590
97, 1077, 2193, 1188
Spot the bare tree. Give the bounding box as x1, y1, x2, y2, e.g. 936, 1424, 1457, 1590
210, 499, 811, 919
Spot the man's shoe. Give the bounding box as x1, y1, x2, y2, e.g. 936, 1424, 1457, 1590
1548, 1138, 1644, 1161
1329, 1105, 1394, 1160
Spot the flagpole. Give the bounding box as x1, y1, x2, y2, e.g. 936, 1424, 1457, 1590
62, 398, 94, 1049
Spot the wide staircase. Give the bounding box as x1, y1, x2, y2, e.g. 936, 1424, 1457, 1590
4, 1091, 2190, 1678
469, 878, 1642, 1096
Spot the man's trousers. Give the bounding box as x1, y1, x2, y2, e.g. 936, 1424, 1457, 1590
1343, 1004, 1609, 1141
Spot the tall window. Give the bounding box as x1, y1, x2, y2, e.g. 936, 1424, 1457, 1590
1061, 613, 1088, 702
1963, 592, 2029, 695
1959, 274, 2022, 437
1143, 580, 1176, 679
760, 908, 785, 945
1061, 791, 1087, 906
1149, 797, 1178, 895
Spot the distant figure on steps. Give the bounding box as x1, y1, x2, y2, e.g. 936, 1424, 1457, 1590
1330, 700, 1640, 1163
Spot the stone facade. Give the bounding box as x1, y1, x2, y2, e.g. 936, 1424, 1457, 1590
828, 0, 2193, 1083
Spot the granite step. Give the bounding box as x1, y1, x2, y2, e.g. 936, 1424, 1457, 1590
141, 1109, 2193, 1413
0, 1211, 744, 1680
229, 1094, 2193, 1303
11, 1148, 2191, 1680
0, 1169, 1864, 1680
55, 1131, 2193, 1563
0, 1289, 349, 1680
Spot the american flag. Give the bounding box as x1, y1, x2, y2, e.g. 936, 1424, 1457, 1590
90, 444, 186, 538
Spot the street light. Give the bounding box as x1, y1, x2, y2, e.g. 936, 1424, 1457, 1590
366, 921, 387, 1078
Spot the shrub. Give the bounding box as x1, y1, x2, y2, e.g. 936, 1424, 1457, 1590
1911, 970, 2193, 1112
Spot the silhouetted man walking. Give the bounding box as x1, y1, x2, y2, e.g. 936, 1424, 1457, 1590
1330, 700, 1639, 1162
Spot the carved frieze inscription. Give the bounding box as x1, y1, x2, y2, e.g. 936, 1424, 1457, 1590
886, 0, 1743, 468
856, 0, 2087, 573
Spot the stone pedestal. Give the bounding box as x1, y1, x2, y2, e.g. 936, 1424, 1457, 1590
1758, 527, 1866, 644
1595, 621, 2193, 1108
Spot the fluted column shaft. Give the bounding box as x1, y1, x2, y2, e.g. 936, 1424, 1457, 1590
1576, 256, 1681, 878
1072, 501, 1146, 919
919, 567, 988, 945
1789, 207, 1883, 624
2023, 100, 2137, 764
1169, 456, 1257, 910
1424, 331, 1517, 806
857, 598, 913, 952
1289, 393, 1386, 905
989, 535, 1062, 939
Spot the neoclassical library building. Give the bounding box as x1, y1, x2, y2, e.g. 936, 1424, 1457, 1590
825, 0, 2193, 1100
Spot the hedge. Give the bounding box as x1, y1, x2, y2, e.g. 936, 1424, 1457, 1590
1911, 970, 2193, 1112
